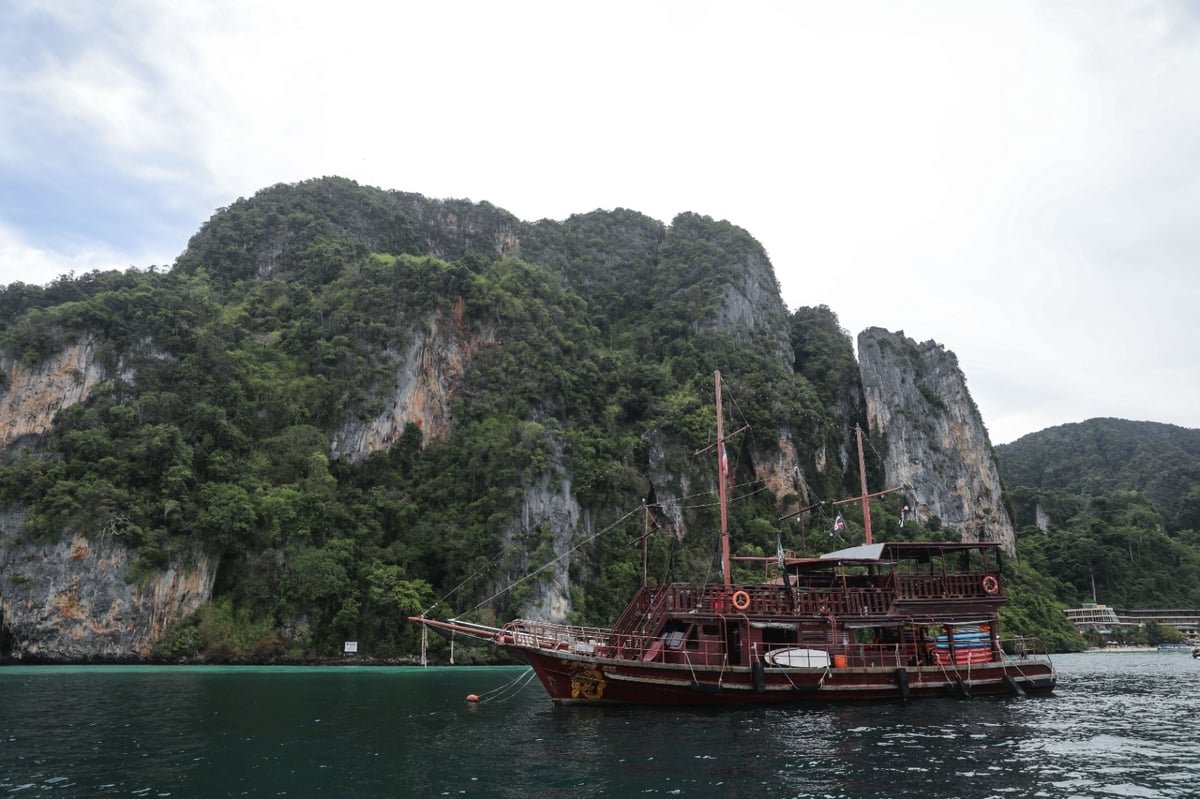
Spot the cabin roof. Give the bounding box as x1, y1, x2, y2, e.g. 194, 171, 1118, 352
821, 542, 886, 561
732, 539, 1004, 572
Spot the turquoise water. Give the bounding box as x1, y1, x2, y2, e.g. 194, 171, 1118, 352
1, 653, 1198, 798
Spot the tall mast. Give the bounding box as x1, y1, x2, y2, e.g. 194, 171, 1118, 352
857, 424, 872, 544
833, 424, 902, 545
641, 499, 650, 587
716, 371, 731, 585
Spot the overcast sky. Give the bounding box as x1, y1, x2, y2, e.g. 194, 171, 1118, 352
2, 1, 1198, 444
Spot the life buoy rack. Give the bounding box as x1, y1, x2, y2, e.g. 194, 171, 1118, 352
982, 575, 1000, 594
731, 590, 752, 611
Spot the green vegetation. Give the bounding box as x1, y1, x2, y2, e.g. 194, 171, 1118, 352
998, 421, 1200, 649
1, 178, 1195, 661
999, 419, 1200, 527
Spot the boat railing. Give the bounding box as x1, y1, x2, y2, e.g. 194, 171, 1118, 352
662, 584, 895, 618
1000, 636, 1051, 660
897, 572, 1001, 599
610, 586, 657, 635
755, 638, 1007, 669
502, 617, 715, 663
609, 583, 901, 625
789, 588, 893, 617
501, 617, 1040, 670
503, 619, 619, 656
765, 641, 923, 669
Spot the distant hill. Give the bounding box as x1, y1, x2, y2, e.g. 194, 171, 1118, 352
996, 418, 1200, 531
995, 418, 1200, 616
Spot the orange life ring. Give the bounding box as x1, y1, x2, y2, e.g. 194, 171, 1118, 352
731, 590, 751, 611
982, 575, 999, 594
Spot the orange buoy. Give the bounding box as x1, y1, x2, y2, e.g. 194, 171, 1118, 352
466, 694, 480, 703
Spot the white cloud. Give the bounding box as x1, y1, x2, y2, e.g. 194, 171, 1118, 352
0, 225, 75, 287
0, 222, 172, 287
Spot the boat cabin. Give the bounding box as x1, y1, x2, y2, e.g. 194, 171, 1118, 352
607, 540, 1008, 669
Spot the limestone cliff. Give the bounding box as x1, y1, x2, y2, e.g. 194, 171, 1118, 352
0, 336, 106, 452
331, 299, 498, 461
707, 244, 792, 365
508, 458, 583, 622
0, 515, 215, 660
0, 337, 216, 661
857, 328, 1016, 553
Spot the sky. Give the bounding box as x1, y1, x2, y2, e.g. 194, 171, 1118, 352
2, 0, 1198, 445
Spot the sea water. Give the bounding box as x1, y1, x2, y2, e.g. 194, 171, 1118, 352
1, 652, 1197, 798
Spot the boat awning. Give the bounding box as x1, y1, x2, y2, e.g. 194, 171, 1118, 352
821, 543, 886, 561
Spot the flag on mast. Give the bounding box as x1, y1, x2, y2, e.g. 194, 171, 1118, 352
831, 512, 846, 538
721, 444, 729, 475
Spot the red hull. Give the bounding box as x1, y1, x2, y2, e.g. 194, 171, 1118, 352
505, 644, 1056, 705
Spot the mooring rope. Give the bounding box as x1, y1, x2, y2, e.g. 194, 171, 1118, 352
475, 667, 538, 704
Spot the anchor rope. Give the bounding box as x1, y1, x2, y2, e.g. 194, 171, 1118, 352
476, 667, 538, 704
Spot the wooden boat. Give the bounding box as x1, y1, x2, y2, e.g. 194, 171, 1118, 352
410, 372, 1057, 704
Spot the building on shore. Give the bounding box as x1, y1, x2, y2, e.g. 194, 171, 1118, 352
1064, 603, 1200, 637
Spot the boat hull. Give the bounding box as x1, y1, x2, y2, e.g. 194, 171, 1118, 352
503, 644, 1056, 705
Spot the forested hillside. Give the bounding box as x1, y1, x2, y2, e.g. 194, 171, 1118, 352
997, 420, 1200, 618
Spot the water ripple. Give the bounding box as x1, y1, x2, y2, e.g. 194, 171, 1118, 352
2, 656, 1198, 798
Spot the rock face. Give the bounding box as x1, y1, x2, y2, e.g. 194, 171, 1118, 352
509, 465, 583, 622
331, 300, 498, 461
0, 519, 215, 660
709, 246, 792, 365
0, 337, 105, 452
857, 328, 1016, 554
0, 337, 218, 661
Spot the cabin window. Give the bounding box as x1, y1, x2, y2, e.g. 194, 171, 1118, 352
702, 624, 720, 637
761, 626, 798, 646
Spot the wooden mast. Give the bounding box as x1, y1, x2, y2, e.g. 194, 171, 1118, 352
857, 424, 873, 543
641, 499, 650, 587
833, 424, 902, 545
716, 370, 731, 585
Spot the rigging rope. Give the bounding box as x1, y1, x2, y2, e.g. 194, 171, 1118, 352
434, 375, 781, 617
447, 476, 771, 618
464, 505, 643, 615
421, 558, 499, 617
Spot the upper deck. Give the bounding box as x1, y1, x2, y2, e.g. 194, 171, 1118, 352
612, 540, 1007, 636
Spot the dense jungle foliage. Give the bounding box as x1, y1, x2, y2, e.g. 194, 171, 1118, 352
997, 421, 1200, 645
0, 178, 1194, 659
